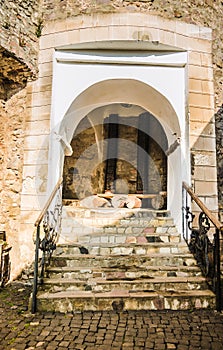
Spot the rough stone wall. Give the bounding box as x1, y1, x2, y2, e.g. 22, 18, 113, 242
0, 0, 42, 277
215, 105, 223, 220
42, 0, 222, 108
63, 118, 100, 199
0, 0, 41, 99
0, 90, 28, 278
63, 116, 167, 200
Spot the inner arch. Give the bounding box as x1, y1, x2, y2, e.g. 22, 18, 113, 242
58, 78, 181, 149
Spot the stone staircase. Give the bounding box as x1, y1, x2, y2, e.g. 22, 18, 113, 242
36, 206, 216, 312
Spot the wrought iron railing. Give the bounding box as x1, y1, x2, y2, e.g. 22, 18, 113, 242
182, 181, 222, 311
31, 177, 63, 313
0, 231, 12, 288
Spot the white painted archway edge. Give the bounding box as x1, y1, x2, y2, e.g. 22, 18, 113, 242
49, 49, 189, 230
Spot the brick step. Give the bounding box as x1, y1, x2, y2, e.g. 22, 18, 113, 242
49, 253, 197, 268
55, 242, 188, 256
42, 276, 209, 293
36, 289, 215, 312
46, 265, 202, 280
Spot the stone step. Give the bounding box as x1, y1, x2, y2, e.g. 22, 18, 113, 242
59, 228, 182, 242
60, 207, 177, 242
49, 253, 197, 269
62, 207, 171, 220
61, 217, 174, 228
46, 265, 202, 280
61, 215, 174, 227
42, 276, 209, 293
54, 242, 188, 256
36, 289, 215, 312
35, 203, 216, 312
59, 228, 179, 242
60, 225, 177, 237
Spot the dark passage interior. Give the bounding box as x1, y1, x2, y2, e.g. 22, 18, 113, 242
62, 107, 168, 208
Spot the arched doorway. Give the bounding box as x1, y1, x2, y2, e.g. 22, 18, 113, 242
62, 104, 168, 209
50, 66, 186, 228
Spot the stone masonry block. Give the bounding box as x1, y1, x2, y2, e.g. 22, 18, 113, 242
100, 236, 109, 243
160, 247, 171, 254
160, 235, 170, 243
100, 248, 110, 255
195, 180, 217, 196
167, 227, 178, 233
156, 227, 168, 234
115, 236, 126, 244
125, 227, 133, 234
108, 236, 115, 243
90, 237, 100, 244
169, 235, 181, 243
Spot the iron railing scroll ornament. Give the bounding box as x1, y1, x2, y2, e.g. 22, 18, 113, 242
182, 182, 222, 312
31, 177, 63, 313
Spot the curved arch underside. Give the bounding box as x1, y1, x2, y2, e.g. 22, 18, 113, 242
59, 78, 181, 146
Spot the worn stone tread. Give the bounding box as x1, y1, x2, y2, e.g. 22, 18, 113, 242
47, 265, 201, 272
56, 242, 185, 248
38, 289, 215, 299
36, 289, 216, 312
37, 207, 215, 312
43, 275, 206, 284
50, 252, 194, 259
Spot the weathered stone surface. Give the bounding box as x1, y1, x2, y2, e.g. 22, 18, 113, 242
41, 1, 222, 106
1, 0, 223, 283
35, 209, 216, 312
0, 91, 30, 278
37, 290, 215, 312
79, 195, 111, 208
0, 1, 40, 99
215, 105, 223, 219
0, 281, 223, 350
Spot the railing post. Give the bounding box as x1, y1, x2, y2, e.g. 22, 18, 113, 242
215, 229, 222, 312
185, 188, 188, 243
182, 182, 222, 312
182, 186, 185, 240
182, 185, 189, 243
31, 225, 40, 314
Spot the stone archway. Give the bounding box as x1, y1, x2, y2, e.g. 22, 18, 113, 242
49, 52, 186, 228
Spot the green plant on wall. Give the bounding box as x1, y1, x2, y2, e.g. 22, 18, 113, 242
36, 18, 43, 38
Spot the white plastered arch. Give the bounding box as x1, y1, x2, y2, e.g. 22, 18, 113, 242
49, 76, 188, 230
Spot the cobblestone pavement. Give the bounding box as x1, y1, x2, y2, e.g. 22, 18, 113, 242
0, 282, 223, 350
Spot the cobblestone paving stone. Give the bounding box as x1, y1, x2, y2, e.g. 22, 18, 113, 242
0, 282, 223, 350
